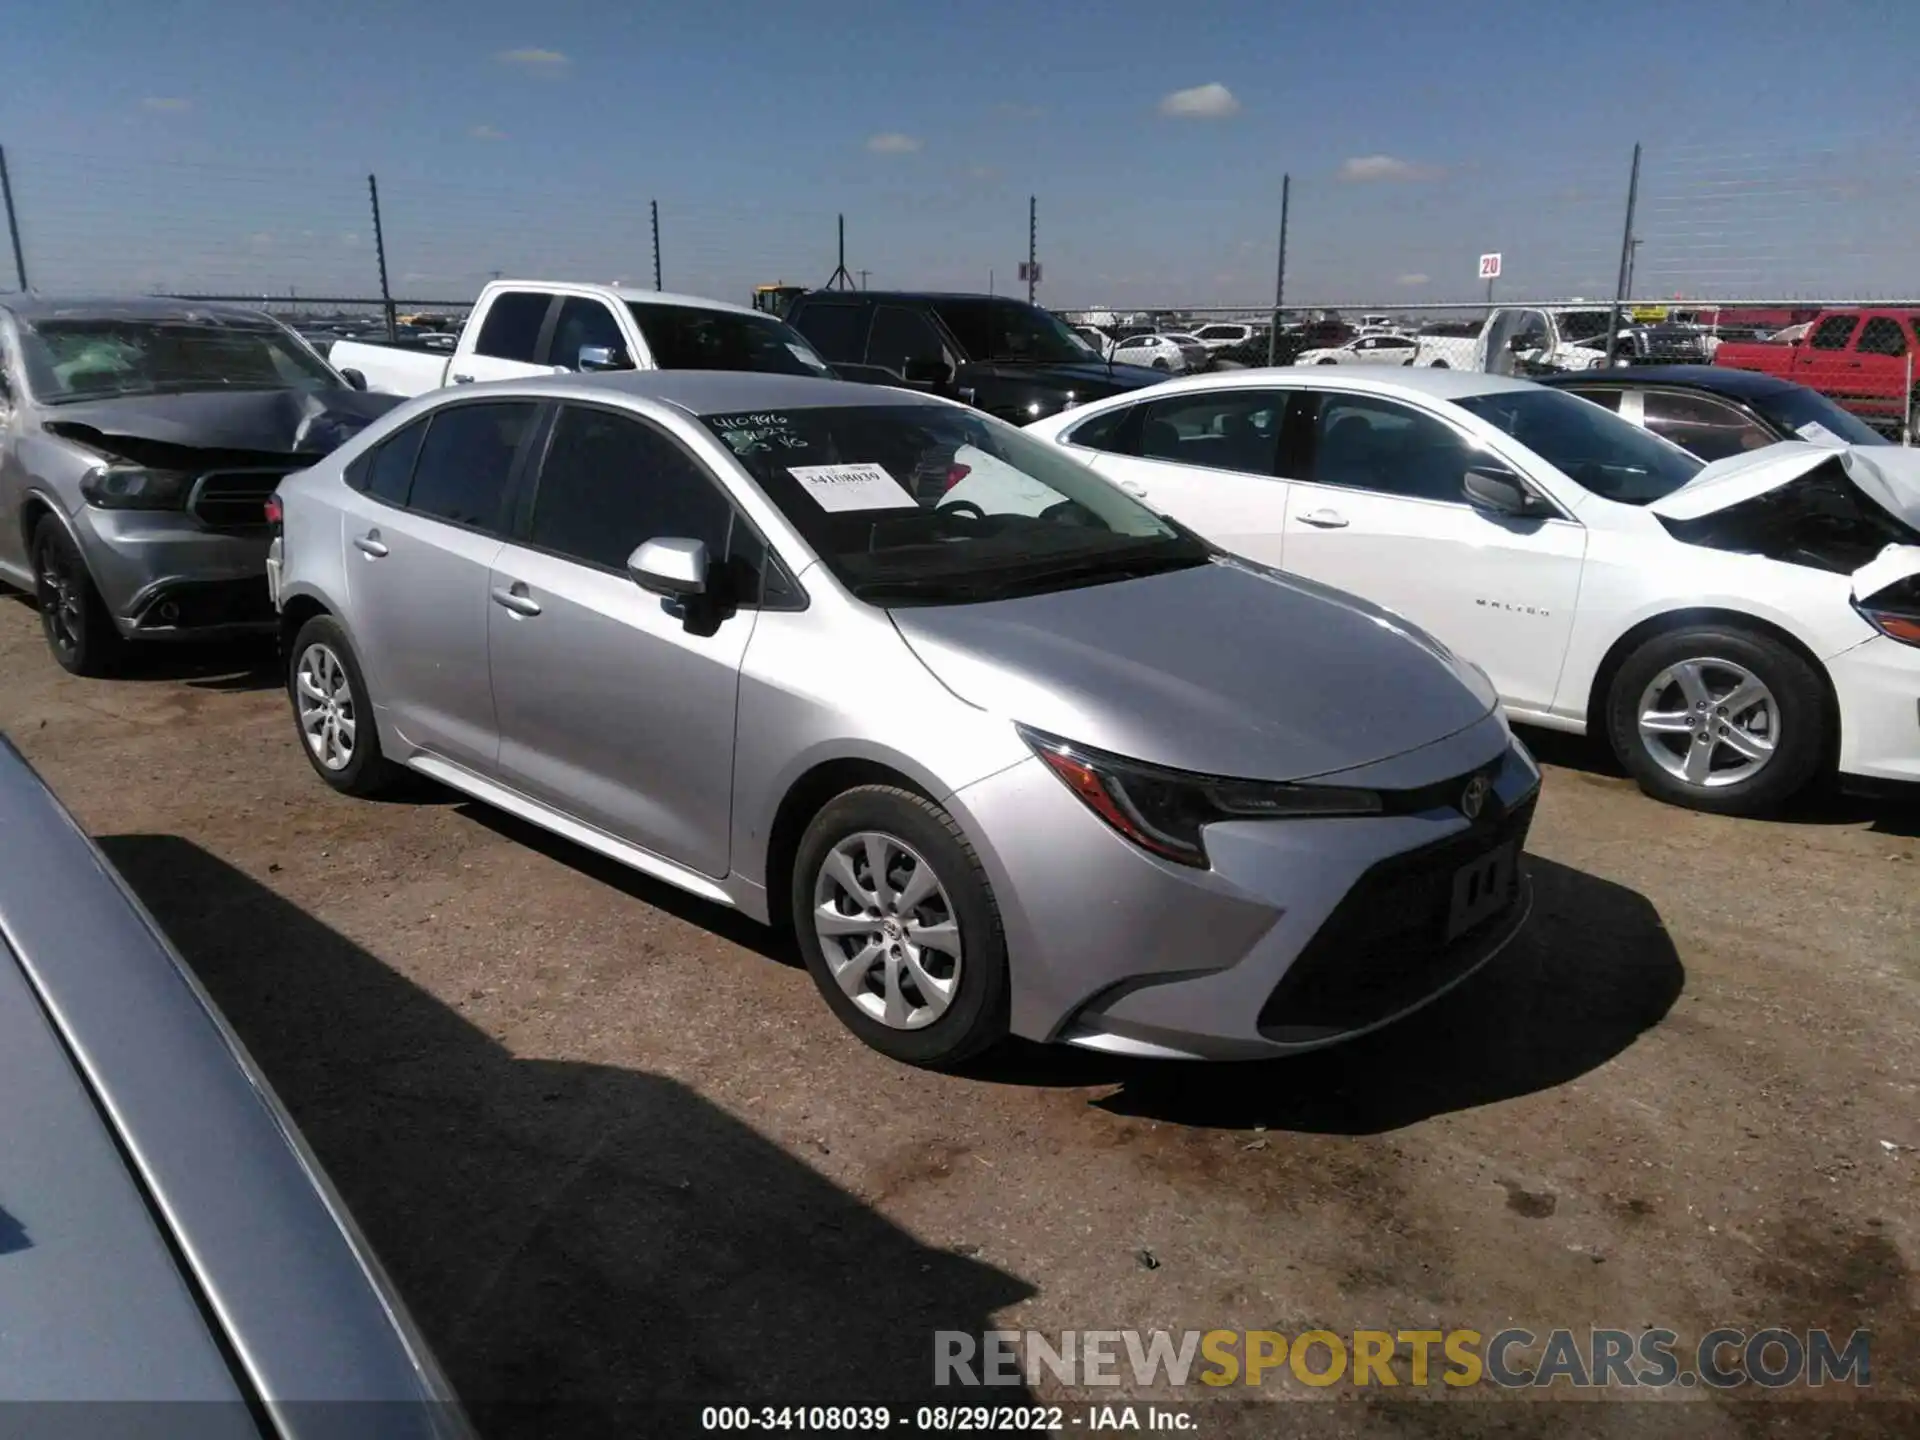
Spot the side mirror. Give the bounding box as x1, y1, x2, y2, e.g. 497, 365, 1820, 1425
1464, 463, 1549, 517
340, 368, 369, 391
627, 536, 709, 599
901, 356, 955, 388
1507, 334, 1533, 355
578, 344, 632, 372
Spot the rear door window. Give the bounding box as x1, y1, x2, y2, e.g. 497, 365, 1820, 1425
1136, 391, 1282, 476
471, 292, 554, 363
1854, 317, 1908, 357
406, 402, 538, 532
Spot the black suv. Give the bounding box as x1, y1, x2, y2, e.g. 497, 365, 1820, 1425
784, 291, 1167, 423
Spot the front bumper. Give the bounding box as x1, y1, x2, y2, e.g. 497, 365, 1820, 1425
1831, 633, 1920, 784
950, 714, 1541, 1060
71, 508, 275, 639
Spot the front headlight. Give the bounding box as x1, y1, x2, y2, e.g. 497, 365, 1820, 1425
1019, 724, 1381, 868
80, 465, 192, 510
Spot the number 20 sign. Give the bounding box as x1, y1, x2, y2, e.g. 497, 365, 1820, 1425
1478, 253, 1503, 279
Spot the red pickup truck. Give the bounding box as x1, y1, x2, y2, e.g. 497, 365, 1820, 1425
1714, 308, 1919, 434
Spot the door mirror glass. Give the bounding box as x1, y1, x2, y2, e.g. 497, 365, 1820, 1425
628, 536, 709, 598
578, 344, 631, 372
340, 367, 369, 391
1463, 463, 1546, 516
901, 356, 954, 388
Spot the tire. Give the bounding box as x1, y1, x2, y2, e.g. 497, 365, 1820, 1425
791, 785, 1010, 1068
1604, 624, 1827, 816
1430, 359, 1451, 369
1151, 358, 1170, 372
287, 615, 402, 797
1315, 357, 1337, 365
31, 515, 125, 677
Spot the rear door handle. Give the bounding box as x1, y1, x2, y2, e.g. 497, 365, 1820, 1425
352, 531, 389, 557
1117, 478, 1149, 498
1297, 509, 1349, 529
490, 582, 542, 618
450, 372, 476, 385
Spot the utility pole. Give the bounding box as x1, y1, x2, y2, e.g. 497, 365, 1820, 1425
1027, 195, 1037, 304
1267, 174, 1290, 366
1605, 141, 1643, 368
651, 199, 662, 290
0, 146, 28, 291
857, 269, 870, 290
368, 174, 395, 342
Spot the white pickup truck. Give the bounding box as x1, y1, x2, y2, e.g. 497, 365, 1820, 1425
329, 279, 837, 396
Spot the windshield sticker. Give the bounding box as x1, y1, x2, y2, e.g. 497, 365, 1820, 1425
711, 413, 810, 456
1794, 420, 1848, 447
787, 462, 919, 513
786, 343, 830, 372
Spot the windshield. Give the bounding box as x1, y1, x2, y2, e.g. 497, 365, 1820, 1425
1750, 385, 1889, 447
19, 316, 340, 404
702, 403, 1206, 605
926, 299, 1100, 364
1456, 388, 1704, 504
626, 304, 834, 378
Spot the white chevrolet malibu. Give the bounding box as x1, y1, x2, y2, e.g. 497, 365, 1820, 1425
1020, 368, 1920, 815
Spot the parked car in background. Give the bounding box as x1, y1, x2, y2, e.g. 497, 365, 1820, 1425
1471, 305, 1623, 374
1026, 368, 1920, 814
0, 297, 401, 675
1541, 365, 1890, 461
329, 279, 836, 398
1714, 308, 1919, 435
1297, 333, 1423, 366
1109, 333, 1196, 373
0, 734, 467, 1429
271, 369, 1537, 1066
1192, 322, 1264, 353
785, 290, 1166, 422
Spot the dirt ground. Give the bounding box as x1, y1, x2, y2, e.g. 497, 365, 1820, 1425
1, 592, 1915, 1439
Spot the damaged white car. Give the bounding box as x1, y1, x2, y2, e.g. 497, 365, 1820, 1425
1026, 369, 1920, 814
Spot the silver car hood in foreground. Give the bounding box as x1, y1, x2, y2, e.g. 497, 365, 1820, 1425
891, 557, 1497, 782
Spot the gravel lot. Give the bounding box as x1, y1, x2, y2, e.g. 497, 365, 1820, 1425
1, 592, 1915, 1438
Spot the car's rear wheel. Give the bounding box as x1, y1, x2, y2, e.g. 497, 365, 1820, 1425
1604, 625, 1827, 815
32, 516, 124, 677
1430, 359, 1451, 369
792, 785, 1009, 1068
287, 615, 401, 797
1151, 358, 1170, 371
1316, 357, 1337, 365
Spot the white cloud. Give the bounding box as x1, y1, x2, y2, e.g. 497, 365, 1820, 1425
142, 97, 191, 112
497, 48, 568, 74
1340, 154, 1443, 183
470, 124, 506, 140
1157, 83, 1240, 120
1397, 272, 1430, 286
865, 132, 923, 155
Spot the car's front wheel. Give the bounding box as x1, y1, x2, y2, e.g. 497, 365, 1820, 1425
32, 515, 124, 677
1315, 357, 1338, 365
287, 615, 401, 797
792, 785, 1009, 1068
1604, 625, 1827, 815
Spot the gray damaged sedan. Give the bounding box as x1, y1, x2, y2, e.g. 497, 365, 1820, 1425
271, 371, 1539, 1067
0, 734, 468, 1435
0, 298, 400, 675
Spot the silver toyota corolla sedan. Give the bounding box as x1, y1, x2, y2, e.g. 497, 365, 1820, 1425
271, 371, 1539, 1067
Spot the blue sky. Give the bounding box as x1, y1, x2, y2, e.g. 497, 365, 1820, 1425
3, 0, 1917, 308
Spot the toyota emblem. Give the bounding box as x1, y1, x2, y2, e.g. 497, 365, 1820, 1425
1460, 775, 1491, 821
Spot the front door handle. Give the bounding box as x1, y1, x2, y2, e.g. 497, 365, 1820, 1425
352, 531, 389, 557
1297, 509, 1349, 528
490, 582, 542, 618
1117, 478, 1149, 498
450, 372, 476, 385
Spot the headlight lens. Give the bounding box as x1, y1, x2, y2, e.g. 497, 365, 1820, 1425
80, 466, 191, 510
1018, 724, 1381, 868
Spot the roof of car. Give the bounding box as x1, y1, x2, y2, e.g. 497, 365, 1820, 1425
0, 295, 284, 325
484, 281, 767, 319
798, 290, 1042, 307
494, 369, 938, 415
1537, 364, 1797, 398
1114, 365, 1539, 401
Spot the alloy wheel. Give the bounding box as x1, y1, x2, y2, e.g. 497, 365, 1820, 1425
1636, 657, 1778, 789
812, 831, 963, 1030
35, 544, 83, 658
295, 642, 358, 772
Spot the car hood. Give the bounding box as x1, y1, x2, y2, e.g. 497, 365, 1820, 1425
41, 387, 404, 466
890, 556, 1498, 782
960, 359, 1168, 397
1648, 440, 1920, 603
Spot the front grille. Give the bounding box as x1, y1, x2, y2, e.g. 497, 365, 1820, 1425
1257, 793, 1536, 1039
189, 469, 290, 530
